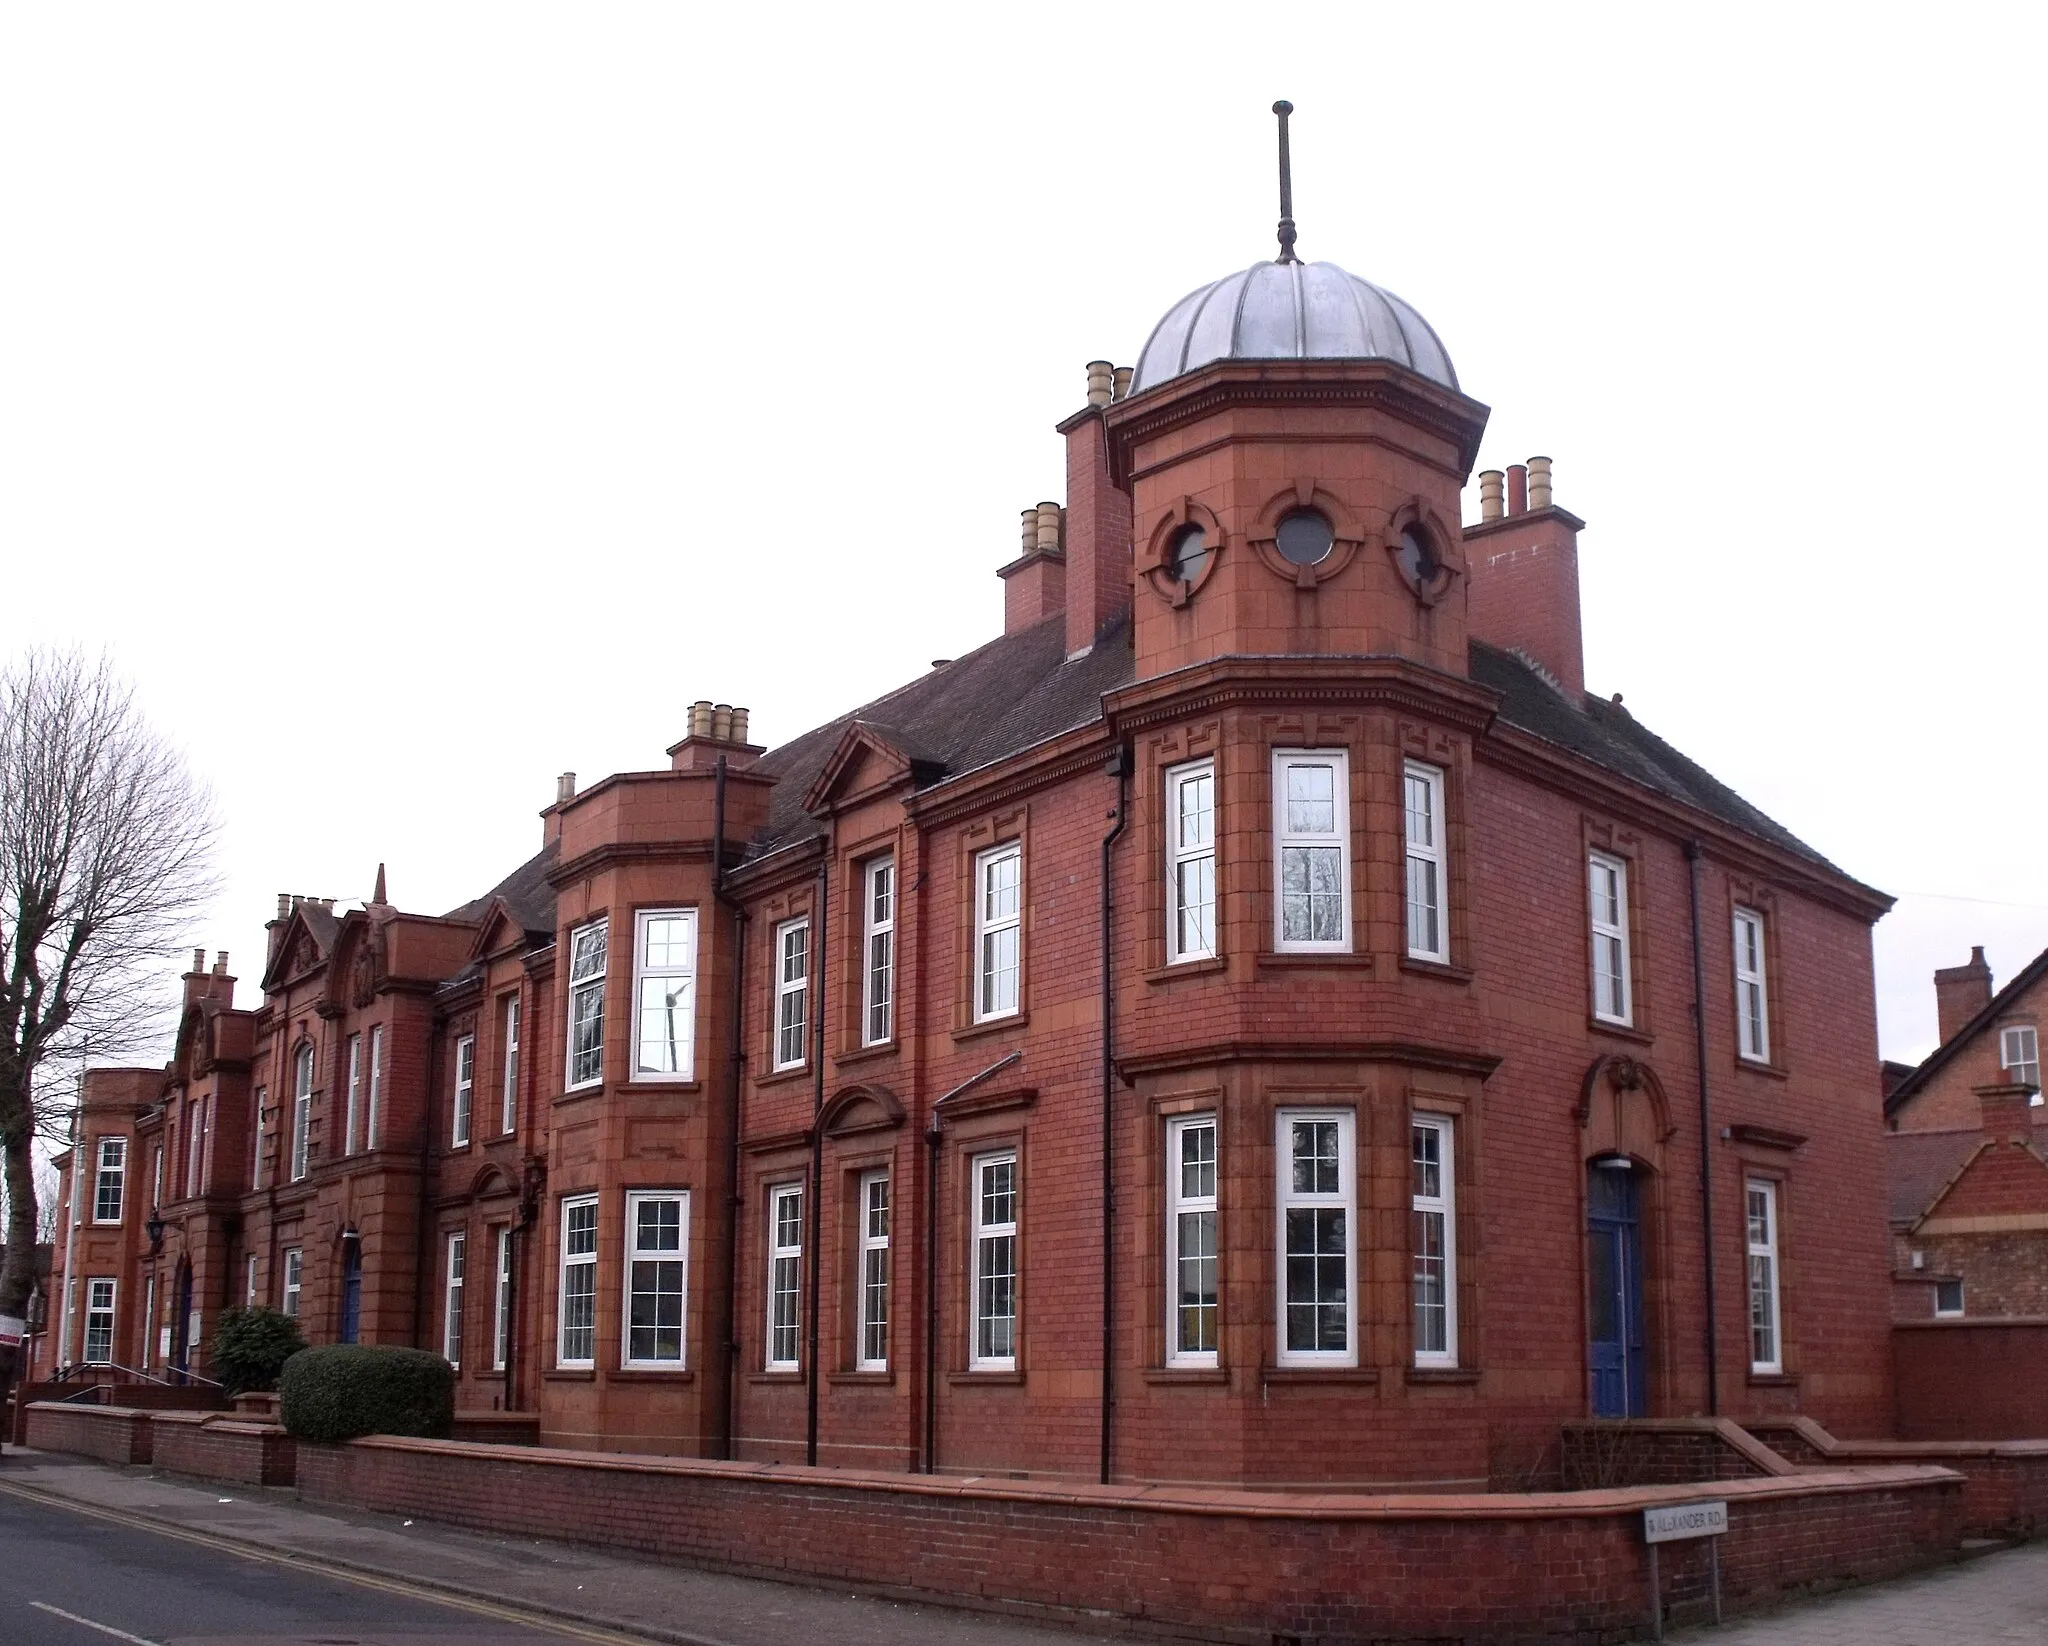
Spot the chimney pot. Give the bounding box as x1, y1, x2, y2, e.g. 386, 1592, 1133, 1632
1111, 365, 1132, 402
730, 708, 749, 745
711, 704, 734, 743
1478, 470, 1505, 522
1528, 456, 1553, 511
1506, 464, 1529, 516
1035, 500, 1063, 554
1085, 360, 1114, 408
1021, 507, 1040, 558
276, 893, 290, 920
556, 772, 576, 806
214, 951, 229, 974
191, 947, 206, 973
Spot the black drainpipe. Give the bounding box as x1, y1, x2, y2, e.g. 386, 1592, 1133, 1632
1684, 839, 1720, 1417
711, 756, 749, 1459
804, 851, 828, 1466
1098, 744, 1130, 1486
922, 1048, 1024, 1475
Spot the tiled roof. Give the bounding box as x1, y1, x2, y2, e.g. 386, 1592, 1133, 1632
443, 839, 559, 939
1886, 1128, 1984, 1225
1884, 943, 2048, 1117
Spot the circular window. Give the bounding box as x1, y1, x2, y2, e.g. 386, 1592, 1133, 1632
1167, 524, 1211, 585
1274, 508, 1335, 566
1395, 525, 1441, 588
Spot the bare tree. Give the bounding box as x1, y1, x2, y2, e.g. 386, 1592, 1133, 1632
0, 650, 216, 1403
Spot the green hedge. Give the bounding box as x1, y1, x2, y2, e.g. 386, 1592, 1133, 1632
210, 1306, 307, 1396
278, 1345, 455, 1443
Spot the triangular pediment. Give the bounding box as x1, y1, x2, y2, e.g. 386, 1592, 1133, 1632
260, 905, 337, 992
802, 722, 946, 816
1916, 1136, 2048, 1229
467, 898, 537, 963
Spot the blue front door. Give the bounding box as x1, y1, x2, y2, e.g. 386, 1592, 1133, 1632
339, 1243, 362, 1343
1587, 1166, 1647, 1417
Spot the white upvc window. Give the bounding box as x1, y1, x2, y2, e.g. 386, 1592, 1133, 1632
185, 1098, 208, 1198
972, 1152, 1019, 1370
1165, 760, 1217, 964
1166, 1115, 1218, 1368
501, 996, 520, 1134
83, 1278, 116, 1364
1276, 1109, 1356, 1366
1934, 1277, 1965, 1317
250, 1088, 266, 1188
1588, 851, 1633, 1025
1411, 1116, 1457, 1367
773, 918, 809, 1071
492, 1226, 513, 1371
281, 1248, 304, 1318
151, 1144, 163, 1211
443, 1231, 466, 1368
289, 1044, 314, 1182
244, 1254, 258, 1308
1403, 761, 1449, 963
975, 842, 1023, 1022
1273, 750, 1351, 952
623, 1190, 689, 1367
2000, 1024, 2040, 1097
566, 918, 609, 1090
766, 1183, 803, 1371
92, 1138, 126, 1224
633, 908, 698, 1081
141, 1275, 156, 1368
856, 1171, 890, 1371
862, 859, 895, 1046
452, 1034, 475, 1147
366, 1029, 384, 1149
557, 1193, 599, 1367
1746, 1179, 1783, 1374
1733, 907, 1770, 1063
344, 1033, 362, 1157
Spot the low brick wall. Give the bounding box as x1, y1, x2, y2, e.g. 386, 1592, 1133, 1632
297, 1438, 1963, 1642
1896, 1320, 2048, 1441
25, 1402, 153, 1465
451, 1412, 540, 1446
1745, 1416, 2048, 1540
1560, 1420, 1796, 1489
150, 1412, 296, 1488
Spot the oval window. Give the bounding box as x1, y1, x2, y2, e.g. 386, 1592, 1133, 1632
1167, 524, 1212, 585
1395, 525, 1441, 588
1274, 509, 1335, 566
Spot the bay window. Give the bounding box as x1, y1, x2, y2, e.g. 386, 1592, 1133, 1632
624, 1190, 688, 1367
566, 918, 608, 1090
1404, 761, 1448, 963
1273, 751, 1350, 952
1411, 1116, 1456, 1366
1166, 1115, 1218, 1367
633, 909, 697, 1080
767, 1184, 803, 1370
1276, 1110, 1354, 1365
1165, 761, 1216, 964
557, 1193, 598, 1367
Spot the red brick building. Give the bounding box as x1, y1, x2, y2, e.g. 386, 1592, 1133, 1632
47, 210, 1901, 1488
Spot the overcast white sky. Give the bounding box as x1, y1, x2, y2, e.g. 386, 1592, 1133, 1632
3, 4, 2042, 1066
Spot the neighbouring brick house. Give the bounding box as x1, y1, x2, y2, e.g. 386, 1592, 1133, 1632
1885, 946, 2048, 1321
45, 183, 1903, 1488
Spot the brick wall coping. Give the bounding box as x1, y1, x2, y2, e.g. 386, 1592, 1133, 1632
341, 1434, 1959, 1523
1747, 1414, 2048, 1462
1561, 1416, 1799, 1477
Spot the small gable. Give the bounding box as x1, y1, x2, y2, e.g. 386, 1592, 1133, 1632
802, 723, 946, 817
1918, 1138, 2048, 1231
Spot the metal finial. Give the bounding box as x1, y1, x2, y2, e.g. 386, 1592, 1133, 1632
1272, 100, 1298, 264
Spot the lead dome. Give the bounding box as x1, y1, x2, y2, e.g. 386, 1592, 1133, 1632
1130, 259, 1458, 395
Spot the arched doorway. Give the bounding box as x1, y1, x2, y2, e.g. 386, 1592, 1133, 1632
1577, 1055, 1677, 1419
1587, 1160, 1646, 1417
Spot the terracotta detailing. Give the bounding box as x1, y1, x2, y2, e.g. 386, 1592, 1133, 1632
669, 702, 763, 773
1506, 463, 1528, 515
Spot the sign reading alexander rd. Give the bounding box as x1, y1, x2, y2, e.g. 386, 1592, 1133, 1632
1644, 1500, 1728, 1544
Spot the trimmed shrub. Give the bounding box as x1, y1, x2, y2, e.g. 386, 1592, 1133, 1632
279, 1345, 455, 1444
210, 1306, 307, 1396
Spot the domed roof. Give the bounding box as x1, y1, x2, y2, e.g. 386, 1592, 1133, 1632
1131, 259, 1457, 395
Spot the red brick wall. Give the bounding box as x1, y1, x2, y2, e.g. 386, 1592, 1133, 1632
25, 1402, 152, 1465
150, 1413, 296, 1487
296, 1436, 1961, 1641
1896, 1320, 2048, 1440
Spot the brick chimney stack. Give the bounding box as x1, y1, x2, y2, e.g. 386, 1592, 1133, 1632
1976, 1080, 2035, 1140
1057, 362, 1135, 658
1934, 947, 1994, 1045
1463, 455, 1586, 700
668, 702, 763, 773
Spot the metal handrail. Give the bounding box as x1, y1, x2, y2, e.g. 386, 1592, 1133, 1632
48, 1359, 222, 1391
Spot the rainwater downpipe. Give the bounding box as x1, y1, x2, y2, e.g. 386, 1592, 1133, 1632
1684, 839, 1720, 1417
922, 1048, 1023, 1476
804, 849, 828, 1466
710, 757, 750, 1459
1098, 744, 1130, 1486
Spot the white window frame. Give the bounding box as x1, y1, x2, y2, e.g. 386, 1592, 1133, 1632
281, 1247, 304, 1319
244, 1253, 258, 1308
366, 1029, 384, 1150
556, 1193, 599, 1368
1165, 760, 1217, 965
1588, 851, 1634, 1026
632, 908, 698, 1082
862, 858, 895, 1046
766, 1183, 803, 1371
142, 1274, 157, 1368
452, 1034, 475, 1147
83, 1278, 116, 1365
773, 918, 810, 1072
1733, 907, 1770, 1063
343, 1033, 362, 1157
151, 1143, 163, 1212
1933, 1277, 1965, 1318
1165, 1114, 1219, 1368
1403, 761, 1449, 964
565, 917, 609, 1091
443, 1231, 466, 1368
1410, 1115, 1457, 1367
971, 1150, 1019, 1371
1275, 1108, 1356, 1367
2000, 1024, 2040, 1096
1272, 750, 1352, 954
501, 995, 520, 1135
856, 1170, 890, 1372
1746, 1179, 1783, 1374
185, 1098, 208, 1200
250, 1088, 266, 1188
92, 1138, 126, 1224
974, 842, 1023, 1022
492, 1226, 513, 1371
622, 1189, 689, 1369
289, 1045, 314, 1182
